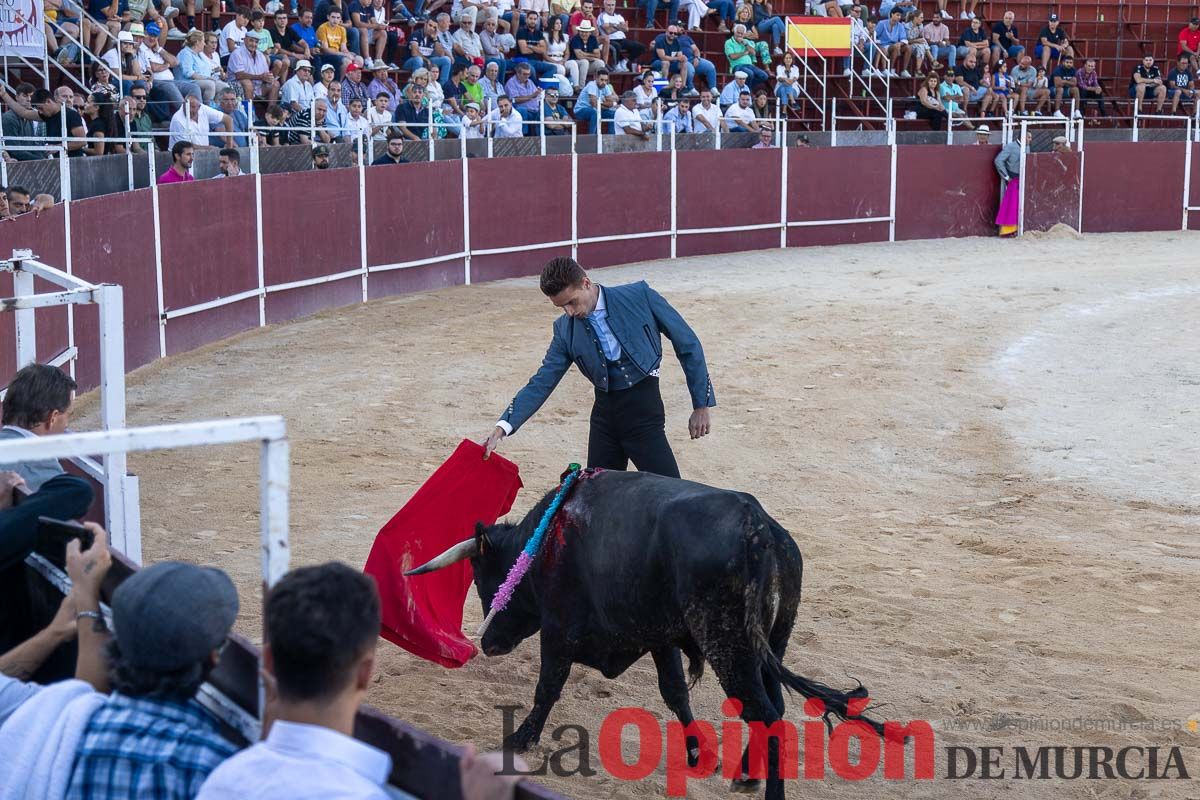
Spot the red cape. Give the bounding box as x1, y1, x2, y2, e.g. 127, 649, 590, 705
364, 440, 523, 667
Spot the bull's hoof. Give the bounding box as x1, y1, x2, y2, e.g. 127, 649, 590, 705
730, 778, 761, 794
687, 735, 701, 767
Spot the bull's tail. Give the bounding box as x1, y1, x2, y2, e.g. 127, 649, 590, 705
744, 515, 886, 737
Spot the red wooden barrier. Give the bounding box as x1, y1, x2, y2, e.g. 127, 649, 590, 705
159, 176, 261, 355
787, 145, 891, 247
1082, 141, 1185, 232
576, 151, 672, 268
0, 141, 1196, 398
70, 191, 160, 386
894, 145, 1000, 240
365, 160, 466, 298
467, 156, 573, 283
1023, 151, 1083, 233
261, 167, 363, 324
675, 148, 781, 256
0, 206, 69, 385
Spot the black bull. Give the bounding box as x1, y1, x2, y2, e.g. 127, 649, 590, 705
408, 470, 885, 797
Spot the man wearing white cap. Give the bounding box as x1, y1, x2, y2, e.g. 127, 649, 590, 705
282, 59, 318, 113
717, 69, 750, 107
973, 123, 990, 144
460, 101, 486, 137
1051, 134, 1070, 154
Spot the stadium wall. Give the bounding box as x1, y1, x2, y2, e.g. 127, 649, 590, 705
2, 140, 1198, 391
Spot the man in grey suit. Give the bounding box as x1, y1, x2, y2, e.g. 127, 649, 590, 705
484, 257, 715, 478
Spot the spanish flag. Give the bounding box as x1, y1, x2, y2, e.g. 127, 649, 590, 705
786, 16, 851, 57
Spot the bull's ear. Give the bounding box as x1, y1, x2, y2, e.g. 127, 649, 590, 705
474, 522, 489, 556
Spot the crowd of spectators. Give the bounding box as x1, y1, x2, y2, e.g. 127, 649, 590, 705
8, 0, 1200, 174
0, 361, 526, 799
8, 0, 829, 169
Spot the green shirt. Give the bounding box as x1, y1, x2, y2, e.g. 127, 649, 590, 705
724, 37, 755, 68
256, 28, 276, 51
463, 81, 483, 106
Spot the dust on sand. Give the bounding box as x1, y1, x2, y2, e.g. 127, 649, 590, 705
76, 232, 1200, 799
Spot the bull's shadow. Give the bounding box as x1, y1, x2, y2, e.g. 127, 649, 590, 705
408, 470, 884, 799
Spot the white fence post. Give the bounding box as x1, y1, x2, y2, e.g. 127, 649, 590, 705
779, 117, 787, 249
96, 283, 135, 561
888, 141, 897, 242
570, 126, 579, 261
253, 136, 266, 327
11, 258, 36, 368
1017, 120, 1028, 237
149, 147, 167, 357
358, 133, 369, 302
462, 132, 471, 285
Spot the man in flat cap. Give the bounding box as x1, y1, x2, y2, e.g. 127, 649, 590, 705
64, 561, 241, 799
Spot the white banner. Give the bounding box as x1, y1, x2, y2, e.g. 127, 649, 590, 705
0, 0, 46, 58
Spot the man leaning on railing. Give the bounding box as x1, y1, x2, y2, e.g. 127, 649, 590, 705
0, 83, 44, 162
0, 87, 88, 158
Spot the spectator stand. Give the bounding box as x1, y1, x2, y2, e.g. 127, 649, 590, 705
0, 249, 141, 560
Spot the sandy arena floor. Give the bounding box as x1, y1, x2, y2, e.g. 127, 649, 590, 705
76, 231, 1200, 799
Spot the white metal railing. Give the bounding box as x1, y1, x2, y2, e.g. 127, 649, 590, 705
0, 249, 142, 561
1132, 97, 1194, 144
45, 18, 116, 102
0, 415, 289, 741
850, 31, 892, 119
830, 96, 894, 145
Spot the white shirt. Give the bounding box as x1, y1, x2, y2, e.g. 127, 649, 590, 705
775, 63, 799, 82
344, 113, 372, 141
196, 720, 392, 800
220, 20, 247, 56
692, 101, 720, 130
282, 75, 317, 110
613, 104, 645, 134
169, 103, 226, 148
367, 106, 392, 139
633, 84, 657, 109
139, 44, 175, 81
461, 116, 485, 138
597, 11, 626, 39
101, 47, 121, 73
485, 107, 523, 137
724, 103, 754, 126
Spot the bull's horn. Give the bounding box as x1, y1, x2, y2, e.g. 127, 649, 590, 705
404, 538, 479, 576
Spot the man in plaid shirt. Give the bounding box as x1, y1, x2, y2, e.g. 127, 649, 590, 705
64, 561, 240, 800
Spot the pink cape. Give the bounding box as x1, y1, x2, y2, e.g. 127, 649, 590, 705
364, 440, 523, 667
995, 176, 1020, 228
